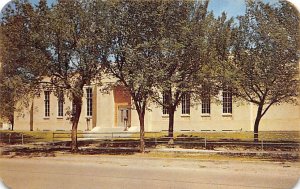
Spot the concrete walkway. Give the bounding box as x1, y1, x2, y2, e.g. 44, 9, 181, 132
0, 155, 299, 189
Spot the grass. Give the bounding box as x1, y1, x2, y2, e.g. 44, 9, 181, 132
0, 130, 299, 145
1, 130, 298, 162
0, 130, 85, 143
0, 130, 54, 143
139, 131, 300, 142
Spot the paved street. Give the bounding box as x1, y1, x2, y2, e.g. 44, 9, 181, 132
0, 155, 299, 189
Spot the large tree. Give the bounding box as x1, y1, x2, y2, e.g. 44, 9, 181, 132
151, 1, 233, 138
230, 1, 299, 141
1, 0, 107, 152
40, 0, 107, 152
0, 0, 45, 130
151, 1, 208, 138
101, 1, 163, 153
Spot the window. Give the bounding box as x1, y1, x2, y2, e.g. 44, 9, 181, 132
86, 88, 92, 117
222, 87, 232, 114
201, 94, 210, 114
181, 93, 190, 115
44, 91, 50, 117
57, 93, 64, 117
162, 92, 169, 115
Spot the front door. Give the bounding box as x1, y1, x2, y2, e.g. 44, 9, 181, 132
117, 107, 131, 130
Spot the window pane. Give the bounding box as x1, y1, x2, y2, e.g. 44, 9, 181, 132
58, 93, 64, 117
86, 88, 92, 117
162, 92, 169, 115
222, 87, 232, 113
181, 93, 190, 114
201, 95, 210, 114
44, 91, 50, 117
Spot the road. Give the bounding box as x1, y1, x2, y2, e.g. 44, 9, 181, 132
0, 155, 299, 189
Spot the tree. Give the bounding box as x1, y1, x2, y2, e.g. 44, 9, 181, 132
0, 70, 27, 130
101, 1, 163, 153
0, 0, 44, 130
40, 0, 107, 152
0, 75, 14, 129
0, 30, 15, 128
151, 1, 199, 139
0, 0, 107, 152
151, 1, 236, 138
230, 1, 299, 141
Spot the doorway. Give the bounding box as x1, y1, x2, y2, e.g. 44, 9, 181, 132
117, 107, 131, 131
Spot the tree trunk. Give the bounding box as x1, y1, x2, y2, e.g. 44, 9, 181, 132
30, 102, 33, 131
138, 113, 145, 153
168, 107, 175, 138
71, 121, 78, 152
10, 114, 14, 131
71, 97, 82, 153
253, 105, 263, 142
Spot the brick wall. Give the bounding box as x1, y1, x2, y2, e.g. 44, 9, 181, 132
113, 86, 131, 127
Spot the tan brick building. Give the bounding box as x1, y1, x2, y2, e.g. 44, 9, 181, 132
14, 83, 300, 132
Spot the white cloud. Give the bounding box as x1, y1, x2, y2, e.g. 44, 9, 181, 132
0, 0, 10, 12
287, 0, 300, 12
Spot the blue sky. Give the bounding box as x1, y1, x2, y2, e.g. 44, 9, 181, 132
208, 0, 246, 18
0, 0, 291, 20
208, 0, 280, 19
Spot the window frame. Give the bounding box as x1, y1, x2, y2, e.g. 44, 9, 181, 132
57, 93, 64, 118
222, 87, 232, 114
86, 87, 93, 117
162, 92, 169, 115
181, 93, 190, 115
44, 91, 50, 118
201, 94, 211, 115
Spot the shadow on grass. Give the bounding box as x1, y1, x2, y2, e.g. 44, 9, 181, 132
1, 145, 139, 158
221, 151, 299, 162
78, 148, 138, 155
2, 147, 58, 157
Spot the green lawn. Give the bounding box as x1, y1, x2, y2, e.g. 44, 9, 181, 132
0, 130, 54, 143
0, 130, 299, 144
140, 131, 300, 142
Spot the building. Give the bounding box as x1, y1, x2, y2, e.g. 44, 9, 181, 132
14, 84, 300, 132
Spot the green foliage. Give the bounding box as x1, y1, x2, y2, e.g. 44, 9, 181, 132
101, 1, 166, 152
103, 1, 172, 116
228, 1, 299, 138
0, 0, 107, 150
0, 0, 40, 127
1, 0, 298, 145
231, 1, 299, 109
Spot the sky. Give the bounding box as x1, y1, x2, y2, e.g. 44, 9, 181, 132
208, 0, 279, 19
0, 0, 299, 20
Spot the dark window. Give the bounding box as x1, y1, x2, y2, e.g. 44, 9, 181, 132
181, 93, 190, 115
201, 94, 210, 114
86, 88, 92, 117
223, 87, 232, 114
44, 91, 50, 117
162, 92, 169, 115
58, 93, 64, 117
